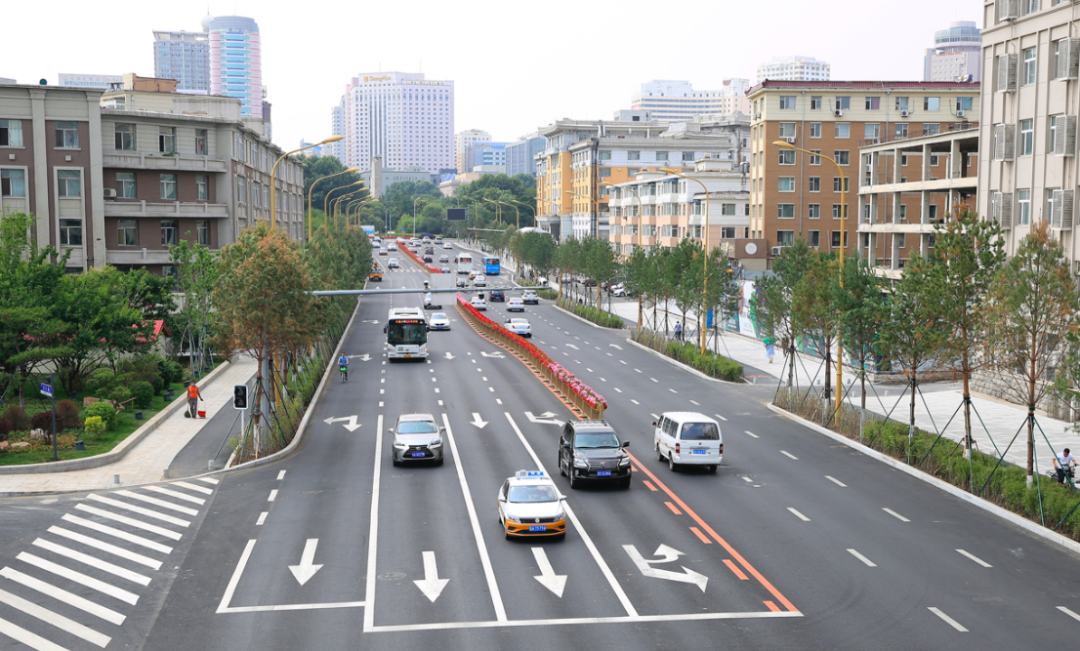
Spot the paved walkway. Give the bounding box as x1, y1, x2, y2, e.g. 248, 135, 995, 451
0, 357, 258, 495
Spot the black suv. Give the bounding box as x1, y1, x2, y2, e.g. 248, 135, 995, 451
558, 420, 631, 489
489, 290, 505, 302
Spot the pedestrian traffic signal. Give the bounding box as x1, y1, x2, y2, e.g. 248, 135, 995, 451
233, 384, 248, 410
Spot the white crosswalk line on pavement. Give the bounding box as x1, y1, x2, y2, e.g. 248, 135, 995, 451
86, 495, 191, 527
0, 567, 126, 625
0, 586, 111, 648
196, 477, 219, 485
142, 485, 206, 505
114, 490, 199, 516
31, 539, 151, 585
47, 527, 162, 570
16, 552, 140, 604
61, 514, 174, 553
0, 614, 72, 651
73, 505, 182, 541
172, 481, 214, 495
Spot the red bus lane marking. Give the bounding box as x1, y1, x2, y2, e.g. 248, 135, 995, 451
723, 559, 748, 580
690, 527, 712, 545
664, 501, 682, 515
628, 452, 799, 613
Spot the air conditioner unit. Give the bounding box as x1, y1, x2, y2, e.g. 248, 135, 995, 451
956, 110, 966, 118
770, 246, 783, 256
785, 136, 796, 144
103, 188, 117, 199
900, 110, 911, 118
834, 109, 844, 117
865, 164, 873, 173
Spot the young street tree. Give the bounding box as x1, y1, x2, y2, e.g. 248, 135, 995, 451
792, 251, 841, 407
832, 259, 885, 410
987, 221, 1078, 486
757, 239, 814, 390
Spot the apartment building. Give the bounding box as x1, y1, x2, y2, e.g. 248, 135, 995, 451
747, 80, 979, 264
756, 56, 831, 83
505, 133, 545, 177
630, 79, 751, 121
978, 0, 1080, 265
455, 129, 490, 174
924, 21, 982, 82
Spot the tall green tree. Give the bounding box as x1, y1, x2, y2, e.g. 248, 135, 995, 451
170, 239, 218, 370
757, 240, 814, 389
792, 252, 841, 405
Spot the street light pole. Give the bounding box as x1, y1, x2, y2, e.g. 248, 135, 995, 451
661, 168, 710, 355
270, 136, 343, 229
603, 181, 645, 329
324, 181, 365, 235
413, 196, 428, 239
308, 166, 359, 240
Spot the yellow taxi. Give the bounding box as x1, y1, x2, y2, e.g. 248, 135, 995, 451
497, 471, 567, 540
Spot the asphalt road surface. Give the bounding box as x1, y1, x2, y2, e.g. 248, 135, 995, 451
0, 241, 1078, 650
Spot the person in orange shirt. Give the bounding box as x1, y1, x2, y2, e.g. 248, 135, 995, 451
186, 383, 203, 418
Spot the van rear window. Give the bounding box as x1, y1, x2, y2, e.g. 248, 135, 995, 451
680, 423, 719, 440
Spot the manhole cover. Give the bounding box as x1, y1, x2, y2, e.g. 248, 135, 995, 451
300, 490, 324, 495
378, 572, 407, 581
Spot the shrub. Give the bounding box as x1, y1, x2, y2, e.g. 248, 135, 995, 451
85, 401, 118, 430
55, 399, 82, 430
2, 405, 30, 431
84, 416, 106, 438
30, 410, 55, 432
0, 417, 11, 439
109, 386, 132, 406
85, 368, 116, 396
131, 381, 155, 409
160, 360, 184, 386
119, 355, 163, 395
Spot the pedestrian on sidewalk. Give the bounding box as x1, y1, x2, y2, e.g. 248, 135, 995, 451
1055, 448, 1077, 484
764, 336, 776, 364
186, 383, 204, 419
674, 321, 683, 341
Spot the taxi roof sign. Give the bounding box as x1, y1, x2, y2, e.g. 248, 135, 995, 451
515, 470, 546, 479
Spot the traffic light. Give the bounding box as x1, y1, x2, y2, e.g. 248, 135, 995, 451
233, 384, 248, 410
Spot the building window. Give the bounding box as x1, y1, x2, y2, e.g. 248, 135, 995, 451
628, 151, 640, 161
237, 177, 246, 202
599, 167, 611, 178
831, 230, 848, 248
1023, 0, 1039, 14
776, 230, 795, 246
900, 205, 908, 220
160, 174, 177, 200
779, 150, 795, 165
834, 151, 850, 165
925, 123, 940, 136
721, 226, 736, 238
809, 150, 821, 165
599, 150, 611, 161
196, 174, 209, 201
895, 97, 910, 112
779, 96, 796, 109
1020, 119, 1034, 155
197, 219, 210, 246
0, 169, 25, 196
928, 205, 938, 221
778, 123, 796, 138
627, 168, 639, 176
118, 219, 138, 246
55, 122, 79, 148
809, 177, 821, 192
115, 124, 136, 150
117, 172, 136, 198
808, 204, 821, 219
777, 204, 795, 219
161, 220, 178, 246
0, 119, 23, 147
778, 177, 796, 192
835, 97, 851, 111
930, 154, 941, 166
810, 96, 823, 110
834, 123, 850, 138
809, 123, 822, 138
1018, 189, 1031, 225
833, 177, 850, 192
195, 129, 208, 155
895, 124, 910, 139
865, 124, 881, 140
832, 204, 848, 219
159, 127, 176, 154
923, 97, 940, 111
57, 170, 82, 197
682, 152, 695, 162
901, 153, 909, 166
721, 204, 736, 216
656, 151, 668, 161
808, 230, 820, 247
864, 97, 880, 110
957, 97, 974, 112
59, 219, 82, 246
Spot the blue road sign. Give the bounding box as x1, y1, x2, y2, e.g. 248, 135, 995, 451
40, 383, 52, 398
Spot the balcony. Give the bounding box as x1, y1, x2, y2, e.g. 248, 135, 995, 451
104, 201, 229, 218
103, 152, 228, 174
106, 248, 220, 266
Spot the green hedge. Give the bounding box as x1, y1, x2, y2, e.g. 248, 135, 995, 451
557, 298, 623, 328
665, 341, 744, 382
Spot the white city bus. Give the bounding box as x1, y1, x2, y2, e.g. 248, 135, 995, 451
385, 307, 428, 360
456, 253, 473, 274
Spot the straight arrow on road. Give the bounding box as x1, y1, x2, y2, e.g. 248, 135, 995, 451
413, 551, 449, 602
623, 544, 708, 592
480, 351, 505, 359
288, 539, 323, 586
348, 354, 371, 362
471, 413, 488, 429
323, 416, 362, 432
531, 547, 566, 597
525, 411, 562, 425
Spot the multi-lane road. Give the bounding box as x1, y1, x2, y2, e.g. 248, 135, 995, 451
0, 241, 1078, 650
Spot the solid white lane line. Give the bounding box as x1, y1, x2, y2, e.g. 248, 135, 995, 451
847, 549, 877, 567
143, 486, 205, 505
277, 470, 286, 480
786, 508, 810, 522
73, 505, 182, 541
928, 607, 968, 632
745, 431, 759, 439
361, 415, 383, 632
504, 413, 638, 617
32, 539, 151, 585
825, 476, 847, 487
631, 399, 640, 405
172, 481, 213, 495
61, 514, 173, 553
883, 508, 910, 522
114, 490, 199, 516
956, 549, 992, 568
0, 587, 110, 647
780, 450, 798, 460
442, 414, 507, 622
256, 512, 268, 526
46, 527, 161, 570
1057, 606, 1080, 622
16, 552, 140, 604
87, 495, 190, 527
0, 567, 125, 625
196, 477, 219, 485
0, 613, 76, 651
268, 490, 278, 502
715, 414, 727, 421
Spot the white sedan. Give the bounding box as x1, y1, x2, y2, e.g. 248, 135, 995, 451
428, 313, 450, 330
443, 243, 453, 249
505, 318, 532, 338
507, 298, 525, 312
387, 258, 399, 269
474, 276, 487, 287
470, 297, 488, 311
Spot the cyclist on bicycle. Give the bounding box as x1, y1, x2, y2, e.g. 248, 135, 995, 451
339, 353, 349, 382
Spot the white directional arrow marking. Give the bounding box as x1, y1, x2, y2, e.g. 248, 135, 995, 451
348, 354, 371, 362
623, 544, 708, 592
364, 320, 380, 324
413, 551, 449, 603
445, 352, 456, 360
288, 539, 323, 586
610, 344, 623, 350
471, 413, 488, 429
531, 547, 567, 597
323, 415, 362, 432
525, 411, 562, 425
480, 351, 505, 359
565, 344, 580, 350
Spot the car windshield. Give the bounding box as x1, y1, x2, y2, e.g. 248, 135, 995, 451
398, 420, 437, 434
432, 313, 447, 320
575, 431, 620, 448
508, 485, 559, 503
387, 322, 427, 346
681, 422, 720, 440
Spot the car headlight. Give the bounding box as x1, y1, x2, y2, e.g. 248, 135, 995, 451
573, 452, 588, 468
393, 442, 409, 449
618, 457, 631, 467
429, 440, 442, 449
504, 513, 521, 523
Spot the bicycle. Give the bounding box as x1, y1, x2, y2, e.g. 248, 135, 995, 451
340, 365, 348, 382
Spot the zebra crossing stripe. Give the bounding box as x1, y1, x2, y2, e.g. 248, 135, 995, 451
16, 553, 140, 605
0, 587, 110, 648
61, 514, 174, 552
196, 477, 220, 485
172, 481, 213, 495
113, 490, 199, 516
86, 495, 191, 527
143, 485, 206, 505
47, 527, 162, 570
0, 614, 71, 651
0, 567, 126, 625
73, 505, 182, 541
31, 539, 151, 586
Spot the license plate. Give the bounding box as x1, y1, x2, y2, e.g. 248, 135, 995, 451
597, 470, 612, 476
529, 525, 547, 532
692, 449, 707, 455
410, 452, 426, 458
404, 355, 411, 358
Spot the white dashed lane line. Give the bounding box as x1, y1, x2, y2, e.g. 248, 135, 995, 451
780, 450, 798, 460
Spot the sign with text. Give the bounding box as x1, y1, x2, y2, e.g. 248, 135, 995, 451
446, 208, 466, 221
40, 383, 52, 398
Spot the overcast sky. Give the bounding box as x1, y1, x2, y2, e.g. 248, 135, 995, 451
6, 0, 982, 151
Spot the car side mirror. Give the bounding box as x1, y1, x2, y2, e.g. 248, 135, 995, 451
382, 325, 388, 333
387, 428, 394, 433
498, 496, 506, 503
440, 426, 446, 433
622, 441, 631, 448
652, 421, 657, 427
559, 496, 567, 501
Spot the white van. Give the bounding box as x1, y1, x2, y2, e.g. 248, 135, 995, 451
653, 412, 723, 473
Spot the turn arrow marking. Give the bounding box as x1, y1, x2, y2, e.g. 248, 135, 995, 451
348, 354, 371, 362
413, 551, 449, 602
323, 415, 362, 432
471, 413, 488, 429
531, 547, 567, 597
480, 351, 505, 359
525, 411, 562, 425
445, 352, 456, 360
609, 344, 623, 350
288, 539, 323, 586
623, 544, 708, 592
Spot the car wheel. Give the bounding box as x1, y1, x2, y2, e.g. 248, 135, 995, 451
436, 457, 444, 467
709, 464, 717, 474
621, 476, 632, 490
392, 458, 400, 467
568, 468, 579, 489
504, 526, 513, 541
559, 456, 566, 476
655, 442, 663, 462
668, 454, 678, 472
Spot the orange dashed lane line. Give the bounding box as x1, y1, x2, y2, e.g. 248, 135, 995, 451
690, 527, 711, 544
643, 480, 658, 492
664, 501, 682, 515
724, 559, 748, 580
628, 454, 799, 613
764, 601, 781, 612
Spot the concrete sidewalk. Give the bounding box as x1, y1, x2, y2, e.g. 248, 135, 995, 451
0, 357, 258, 495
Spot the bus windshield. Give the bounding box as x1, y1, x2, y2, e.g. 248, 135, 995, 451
484, 257, 500, 274
387, 321, 428, 346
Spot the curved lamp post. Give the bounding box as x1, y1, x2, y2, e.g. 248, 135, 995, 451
308, 167, 359, 240
270, 135, 343, 229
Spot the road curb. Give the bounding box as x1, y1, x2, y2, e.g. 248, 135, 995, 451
765, 402, 1080, 559
625, 337, 746, 386
0, 360, 235, 476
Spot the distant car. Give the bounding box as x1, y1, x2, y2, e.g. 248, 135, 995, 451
507, 298, 525, 312
470, 296, 487, 311
489, 290, 505, 302
388, 244, 397, 251
456, 277, 467, 288
378, 248, 387, 256
388, 258, 399, 269
558, 419, 631, 489
428, 313, 450, 330
610, 283, 628, 297
469, 269, 479, 280
390, 414, 444, 466
425, 247, 435, 255
423, 255, 433, 263
505, 318, 532, 338
498, 470, 567, 540
522, 290, 539, 305
439, 255, 450, 263
443, 243, 453, 249
440, 266, 452, 274
474, 276, 487, 288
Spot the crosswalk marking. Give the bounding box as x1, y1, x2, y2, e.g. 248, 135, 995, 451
114, 490, 200, 516
31, 539, 151, 586
47, 527, 162, 570
16, 552, 140, 604
0, 567, 126, 625
143, 485, 205, 505
73, 504, 183, 541
173, 481, 214, 495
87, 494, 191, 527
0, 615, 72, 651
61, 514, 174, 553
196, 477, 219, 485
0, 587, 111, 648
